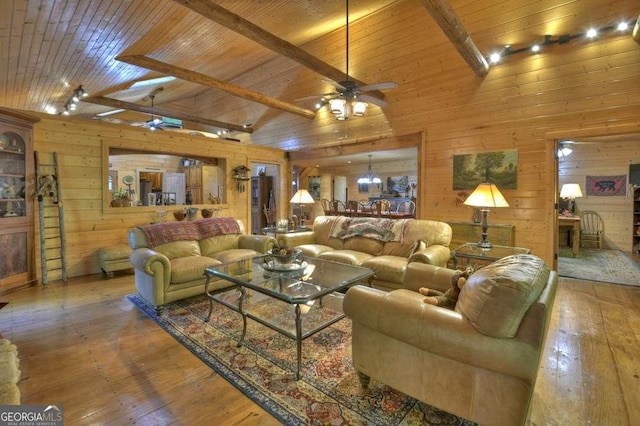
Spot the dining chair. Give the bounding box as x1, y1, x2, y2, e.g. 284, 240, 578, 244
346, 200, 361, 217
580, 210, 604, 248
328, 199, 346, 215
396, 200, 416, 214
321, 198, 331, 215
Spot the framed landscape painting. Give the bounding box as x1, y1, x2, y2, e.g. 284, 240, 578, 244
308, 176, 321, 200
453, 149, 518, 190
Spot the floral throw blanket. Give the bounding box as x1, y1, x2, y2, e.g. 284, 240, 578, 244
139, 217, 241, 248
329, 217, 409, 243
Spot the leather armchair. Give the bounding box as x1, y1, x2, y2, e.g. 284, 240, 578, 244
344, 255, 557, 426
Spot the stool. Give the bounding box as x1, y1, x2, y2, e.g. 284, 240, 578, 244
98, 244, 132, 278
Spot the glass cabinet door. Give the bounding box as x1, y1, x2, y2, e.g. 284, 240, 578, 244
0, 131, 27, 218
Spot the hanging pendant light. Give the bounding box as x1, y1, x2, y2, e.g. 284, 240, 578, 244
357, 155, 382, 184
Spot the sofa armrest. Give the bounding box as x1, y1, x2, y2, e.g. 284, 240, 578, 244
344, 285, 541, 381
277, 231, 315, 248
409, 244, 450, 266
129, 248, 171, 281
238, 234, 276, 253
402, 262, 453, 293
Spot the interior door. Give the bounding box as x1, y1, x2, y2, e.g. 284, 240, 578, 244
333, 176, 347, 203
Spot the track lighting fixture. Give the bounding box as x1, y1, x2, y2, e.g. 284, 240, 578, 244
60, 85, 88, 115
487, 18, 636, 65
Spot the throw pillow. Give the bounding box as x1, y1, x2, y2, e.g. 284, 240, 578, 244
455, 254, 550, 338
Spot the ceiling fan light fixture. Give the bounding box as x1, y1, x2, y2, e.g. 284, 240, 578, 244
329, 98, 346, 115
353, 101, 367, 116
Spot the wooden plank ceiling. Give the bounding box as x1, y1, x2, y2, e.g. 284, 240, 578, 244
1, 0, 638, 161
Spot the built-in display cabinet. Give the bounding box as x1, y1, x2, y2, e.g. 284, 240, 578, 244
0, 109, 37, 293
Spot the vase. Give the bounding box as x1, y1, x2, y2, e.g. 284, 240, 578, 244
186, 207, 198, 220
173, 209, 186, 221
201, 208, 213, 218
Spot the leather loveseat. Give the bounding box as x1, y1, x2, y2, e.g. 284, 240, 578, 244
344, 254, 557, 426
276, 215, 452, 291
128, 217, 275, 313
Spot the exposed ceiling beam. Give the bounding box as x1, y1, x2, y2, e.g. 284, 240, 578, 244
82, 96, 252, 133
116, 55, 316, 119
288, 133, 421, 164
419, 0, 489, 78
169, 0, 386, 99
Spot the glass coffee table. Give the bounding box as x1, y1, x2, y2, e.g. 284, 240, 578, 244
204, 255, 374, 379
451, 242, 531, 269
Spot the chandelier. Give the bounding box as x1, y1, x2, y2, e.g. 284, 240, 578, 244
357, 155, 382, 184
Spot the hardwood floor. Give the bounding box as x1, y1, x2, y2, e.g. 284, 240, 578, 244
1, 269, 639, 425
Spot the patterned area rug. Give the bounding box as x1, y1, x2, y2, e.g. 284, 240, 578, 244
558, 248, 640, 286
128, 293, 477, 426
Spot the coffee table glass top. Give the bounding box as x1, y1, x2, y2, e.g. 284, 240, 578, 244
205, 255, 373, 304
204, 255, 374, 379
452, 243, 530, 263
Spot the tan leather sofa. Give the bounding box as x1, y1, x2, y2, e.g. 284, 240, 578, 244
128, 218, 275, 313
344, 254, 558, 426
276, 215, 452, 291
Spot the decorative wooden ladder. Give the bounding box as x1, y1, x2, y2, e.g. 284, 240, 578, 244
34, 151, 67, 285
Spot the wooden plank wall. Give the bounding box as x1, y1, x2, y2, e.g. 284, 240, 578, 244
181, 0, 640, 265
560, 140, 640, 252
32, 115, 287, 282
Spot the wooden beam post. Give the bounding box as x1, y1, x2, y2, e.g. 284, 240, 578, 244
116, 55, 316, 120
169, 0, 385, 99
419, 0, 489, 78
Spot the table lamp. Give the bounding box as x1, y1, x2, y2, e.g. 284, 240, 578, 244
463, 182, 509, 248
290, 189, 315, 226
559, 183, 583, 216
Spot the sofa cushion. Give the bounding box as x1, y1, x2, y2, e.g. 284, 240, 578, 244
154, 240, 202, 260
381, 220, 452, 257
456, 254, 550, 338
344, 237, 384, 256
297, 244, 335, 258
200, 234, 242, 257
213, 249, 259, 264
318, 250, 374, 265
312, 217, 345, 250
170, 256, 221, 284
361, 255, 408, 283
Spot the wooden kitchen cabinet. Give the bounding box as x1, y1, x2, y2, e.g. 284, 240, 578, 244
180, 163, 203, 204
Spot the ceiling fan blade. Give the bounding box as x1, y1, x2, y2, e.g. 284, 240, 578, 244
322, 78, 346, 91
295, 92, 337, 102
358, 94, 388, 108
358, 81, 398, 92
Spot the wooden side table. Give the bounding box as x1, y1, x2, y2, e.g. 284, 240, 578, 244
451, 243, 531, 269
558, 216, 580, 257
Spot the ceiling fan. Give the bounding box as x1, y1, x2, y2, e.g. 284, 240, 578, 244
306, 0, 397, 118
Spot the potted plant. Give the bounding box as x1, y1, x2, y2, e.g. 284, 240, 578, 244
111, 188, 130, 207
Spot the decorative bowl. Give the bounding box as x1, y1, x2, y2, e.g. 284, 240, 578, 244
173, 209, 186, 221
266, 247, 303, 265
201, 208, 214, 218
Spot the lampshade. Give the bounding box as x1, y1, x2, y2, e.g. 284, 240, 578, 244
353, 101, 368, 117
329, 98, 346, 115
560, 183, 583, 199
290, 189, 315, 204
463, 183, 510, 208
